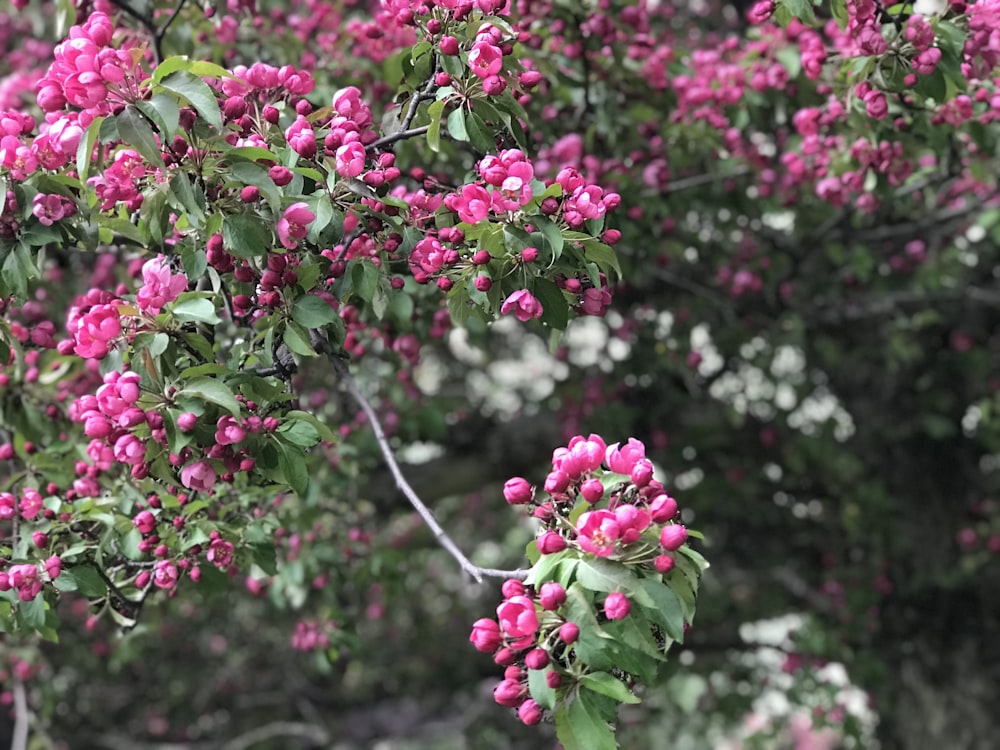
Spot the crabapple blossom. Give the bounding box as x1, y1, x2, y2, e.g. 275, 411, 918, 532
496, 595, 539, 649
136, 256, 187, 315
500, 290, 543, 322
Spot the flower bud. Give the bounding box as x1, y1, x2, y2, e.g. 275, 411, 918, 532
655, 554, 675, 574
536, 531, 566, 555
503, 477, 534, 505
501, 579, 525, 599
470, 618, 503, 653
649, 494, 678, 523
518, 698, 543, 725
660, 524, 688, 551
580, 478, 604, 504
604, 592, 630, 620
494, 678, 526, 708
539, 582, 566, 611
524, 648, 550, 670
558, 621, 579, 644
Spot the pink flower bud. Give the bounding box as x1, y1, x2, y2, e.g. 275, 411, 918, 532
524, 648, 550, 670
604, 591, 630, 620
503, 477, 533, 505
536, 531, 566, 555
493, 647, 517, 665
469, 618, 503, 653
649, 494, 678, 523
630, 459, 654, 487
558, 621, 579, 644
580, 478, 604, 504
518, 698, 543, 725
494, 678, 526, 708
660, 524, 688, 551
539, 582, 566, 611
177, 412, 198, 432
655, 554, 675, 574
546, 670, 561, 689
501, 579, 525, 599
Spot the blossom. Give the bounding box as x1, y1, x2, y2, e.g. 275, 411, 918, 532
136, 256, 187, 315
181, 460, 217, 492
500, 289, 543, 322
604, 592, 631, 620
335, 141, 366, 178
285, 115, 317, 159
133, 510, 156, 534
468, 42, 503, 79
276, 202, 315, 250
73, 303, 122, 359
215, 416, 247, 446
444, 184, 491, 224
153, 559, 179, 590
496, 595, 539, 649
207, 538, 235, 568
576, 510, 620, 557
605, 438, 646, 474
536, 531, 567, 555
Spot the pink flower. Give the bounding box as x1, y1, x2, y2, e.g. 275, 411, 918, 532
468, 42, 503, 79
576, 509, 620, 557
604, 592, 630, 620
113, 434, 146, 466
19, 489, 43, 520
215, 416, 247, 446
136, 256, 187, 315
500, 289, 543, 322
605, 438, 646, 474
615, 504, 651, 545
496, 595, 539, 649
493, 678, 526, 708
181, 460, 216, 492
32, 194, 68, 226
518, 698, 543, 725
335, 141, 366, 178
285, 115, 317, 159
470, 617, 503, 653
73, 303, 122, 359
445, 184, 491, 224
277, 202, 315, 250
649, 494, 679, 523
503, 477, 533, 505
133, 510, 156, 534
44, 555, 61, 581
207, 538, 235, 568
153, 559, 179, 590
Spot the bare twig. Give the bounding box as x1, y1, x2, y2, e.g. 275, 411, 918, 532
11, 678, 28, 750
367, 125, 431, 152
665, 166, 752, 193
368, 67, 439, 152
335, 360, 527, 582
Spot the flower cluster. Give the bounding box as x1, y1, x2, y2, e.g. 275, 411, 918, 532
473, 435, 704, 730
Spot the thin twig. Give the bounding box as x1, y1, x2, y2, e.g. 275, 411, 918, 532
335, 360, 527, 582
665, 166, 751, 193
367, 125, 431, 152
11, 678, 28, 750
368, 67, 439, 152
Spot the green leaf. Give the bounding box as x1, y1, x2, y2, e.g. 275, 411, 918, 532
292, 295, 338, 328
526, 549, 568, 586
583, 241, 622, 280
446, 106, 469, 141
18, 597, 46, 631
528, 668, 557, 710
181, 377, 241, 416
782, 0, 816, 24
251, 542, 278, 575
278, 442, 310, 496
170, 296, 221, 325
159, 70, 223, 130
283, 321, 318, 357
465, 112, 495, 152
426, 99, 445, 153
554, 689, 617, 750
576, 558, 640, 595
67, 566, 108, 598
222, 214, 271, 258
531, 277, 570, 330
77, 115, 104, 184
637, 577, 686, 642
278, 418, 320, 448
580, 672, 641, 705
284, 410, 337, 443
350, 260, 379, 303
116, 105, 164, 169
532, 216, 565, 260
137, 94, 180, 141
121, 527, 144, 561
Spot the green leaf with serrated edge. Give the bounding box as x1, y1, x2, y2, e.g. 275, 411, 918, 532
580, 672, 641, 705
181, 377, 241, 416
283, 321, 317, 357
528, 668, 557, 710
169, 171, 204, 223
637, 577, 686, 642
285, 410, 337, 443
554, 689, 617, 750
222, 214, 270, 258
278, 419, 320, 448
292, 295, 338, 328
575, 558, 640, 595
426, 99, 445, 152
117, 105, 164, 169
159, 70, 223, 130
525, 548, 569, 586
531, 277, 569, 330
152, 56, 193, 82
67, 566, 108, 598
446, 106, 469, 141
583, 241, 622, 279
18, 597, 46, 630
170, 297, 221, 325
603, 613, 663, 660
137, 94, 180, 141
278, 442, 309, 496
350, 260, 379, 303
465, 111, 495, 152
532, 216, 565, 260
121, 527, 144, 560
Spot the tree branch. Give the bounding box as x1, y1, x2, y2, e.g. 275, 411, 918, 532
367, 125, 431, 152
335, 360, 527, 583
368, 66, 438, 152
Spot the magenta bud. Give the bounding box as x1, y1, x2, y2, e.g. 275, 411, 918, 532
604, 592, 630, 620
536, 531, 566, 555
494, 678, 526, 708
558, 621, 579, 644
539, 582, 566, 611
501, 579, 525, 599
546, 670, 561, 688
524, 647, 550, 670
649, 494, 678, 523
503, 477, 534, 505
660, 524, 688, 551
655, 554, 675, 574
580, 478, 604, 504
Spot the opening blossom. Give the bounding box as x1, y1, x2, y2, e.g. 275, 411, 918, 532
277, 202, 315, 250
136, 256, 187, 315
500, 289, 543, 322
